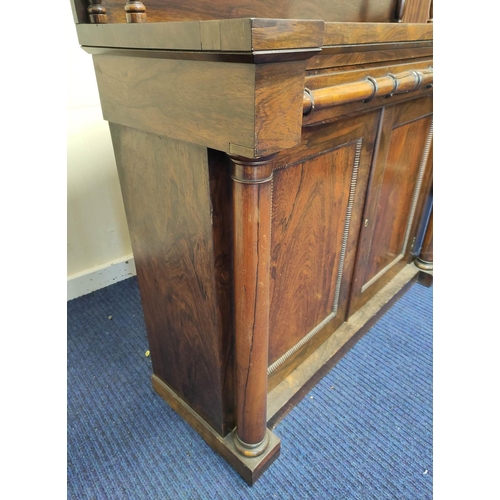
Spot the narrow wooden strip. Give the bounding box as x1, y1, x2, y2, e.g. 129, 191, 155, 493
77, 22, 202, 50
200, 20, 221, 51
323, 22, 433, 46
249, 18, 324, 51
219, 19, 253, 52
306, 45, 433, 71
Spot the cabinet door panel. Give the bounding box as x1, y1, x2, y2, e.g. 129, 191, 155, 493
267, 111, 380, 389
349, 97, 433, 315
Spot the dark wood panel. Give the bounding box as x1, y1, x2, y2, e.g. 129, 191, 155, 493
253, 61, 306, 158
269, 145, 357, 362
244, 18, 324, 51
323, 21, 432, 45
348, 97, 433, 315
108, 124, 230, 434
402, 0, 432, 23
362, 116, 432, 285
88, 0, 399, 24
93, 54, 255, 155
92, 53, 309, 159
267, 110, 381, 389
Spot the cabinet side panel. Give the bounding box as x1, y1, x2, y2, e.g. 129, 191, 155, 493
109, 124, 227, 434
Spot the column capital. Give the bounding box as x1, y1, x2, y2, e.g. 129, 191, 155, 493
230, 155, 275, 184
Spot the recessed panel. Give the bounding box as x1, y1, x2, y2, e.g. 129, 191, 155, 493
268, 142, 359, 366
362, 116, 432, 289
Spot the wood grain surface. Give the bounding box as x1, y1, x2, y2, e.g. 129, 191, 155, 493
72, 0, 399, 24
108, 124, 232, 434
267, 111, 381, 389
303, 59, 433, 127
93, 54, 255, 154
306, 43, 433, 71
76, 18, 324, 53
348, 97, 433, 315
231, 158, 274, 448
402, 0, 432, 23
93, 54, 309, 159
323, 21, 432, 46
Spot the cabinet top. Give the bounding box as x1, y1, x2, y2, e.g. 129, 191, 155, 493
75, 17, 432, 54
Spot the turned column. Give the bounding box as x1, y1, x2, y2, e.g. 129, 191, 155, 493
231, 156, 274, 457
125, 1, 147, 22
87, 0, 108, 23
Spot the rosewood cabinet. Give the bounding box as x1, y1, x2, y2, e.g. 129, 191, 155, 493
70, 0, 433, 485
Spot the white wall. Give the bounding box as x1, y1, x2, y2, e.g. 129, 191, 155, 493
67, 7, 135, 300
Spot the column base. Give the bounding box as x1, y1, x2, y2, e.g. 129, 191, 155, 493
152, 374, 281, 485
225, 429, 281, 485
234, 429, 271, 458
415, 258, 433, 271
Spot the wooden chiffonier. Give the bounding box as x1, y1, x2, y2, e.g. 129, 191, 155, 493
70, 0, 433, 485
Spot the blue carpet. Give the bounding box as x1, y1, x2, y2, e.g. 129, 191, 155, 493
67, 277, 432, 499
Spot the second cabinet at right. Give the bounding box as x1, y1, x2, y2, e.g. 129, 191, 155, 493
348, 96, 433, 316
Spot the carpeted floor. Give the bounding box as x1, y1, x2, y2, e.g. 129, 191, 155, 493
67, 276, 432, 499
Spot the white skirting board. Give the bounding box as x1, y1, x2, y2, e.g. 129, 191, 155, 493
67, 255, 137, 301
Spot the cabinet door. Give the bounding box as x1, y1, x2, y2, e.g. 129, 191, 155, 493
267, 110, 381, 389
348, 97, 433, 315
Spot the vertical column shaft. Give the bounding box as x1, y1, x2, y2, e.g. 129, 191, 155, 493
231, 156, 274, 457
